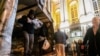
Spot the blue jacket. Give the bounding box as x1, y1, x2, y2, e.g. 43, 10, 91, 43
54, 31, 68, 45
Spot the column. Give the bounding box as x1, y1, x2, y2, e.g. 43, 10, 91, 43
0, 0, 18, 56
79, 0, 94, 24
60, 0, 65, 22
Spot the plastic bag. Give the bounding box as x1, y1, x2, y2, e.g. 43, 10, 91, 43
42, 39, 50, 50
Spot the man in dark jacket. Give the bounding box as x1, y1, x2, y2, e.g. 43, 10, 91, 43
18, 10, 35, 56
54, 29, 68, 56
83, 16, 100, 56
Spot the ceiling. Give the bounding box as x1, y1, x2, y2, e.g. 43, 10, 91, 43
17, 0, 49, 22
18, 0, 36, 6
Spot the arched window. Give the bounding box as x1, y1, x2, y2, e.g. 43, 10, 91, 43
70, 1, 79, 25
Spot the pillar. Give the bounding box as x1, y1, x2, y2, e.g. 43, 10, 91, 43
0, 0, 18, 56
79, 0, 94, 23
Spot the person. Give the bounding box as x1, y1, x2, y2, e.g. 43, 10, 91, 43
18, 10, 35, 56
77, 39, 84, 56
71, 41, 76, 56
54, 29, 68, 56
38, 22, 50, 55
83, 16, 100, 56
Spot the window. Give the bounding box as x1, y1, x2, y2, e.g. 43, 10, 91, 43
92, 0, 100, 16
70, 4, 79, 25
68, 0, 80, 30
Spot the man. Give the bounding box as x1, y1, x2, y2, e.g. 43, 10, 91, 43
83, 16, 100, 56
38, 22, 50, 55
54, 29, 68, 56
18, 10, 35, 56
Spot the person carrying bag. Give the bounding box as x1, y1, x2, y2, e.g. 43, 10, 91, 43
38, 23, 51, 55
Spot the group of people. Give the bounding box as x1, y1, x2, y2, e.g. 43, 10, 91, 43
72, 17, 100, 56
17, 9, 69, 56
53, 16, 100, 56
18, 10, 50, 56
17, 9, 100, 56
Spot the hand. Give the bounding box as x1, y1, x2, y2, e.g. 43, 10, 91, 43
38, 36, 45, 42
81, 45, 85, 50
27, 18, 32, 23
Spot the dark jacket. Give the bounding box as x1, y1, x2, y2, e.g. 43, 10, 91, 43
18, 15, 34, 34
54, 30, 68, 45
39, 23, 49, 37
83, 27, 100, 55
